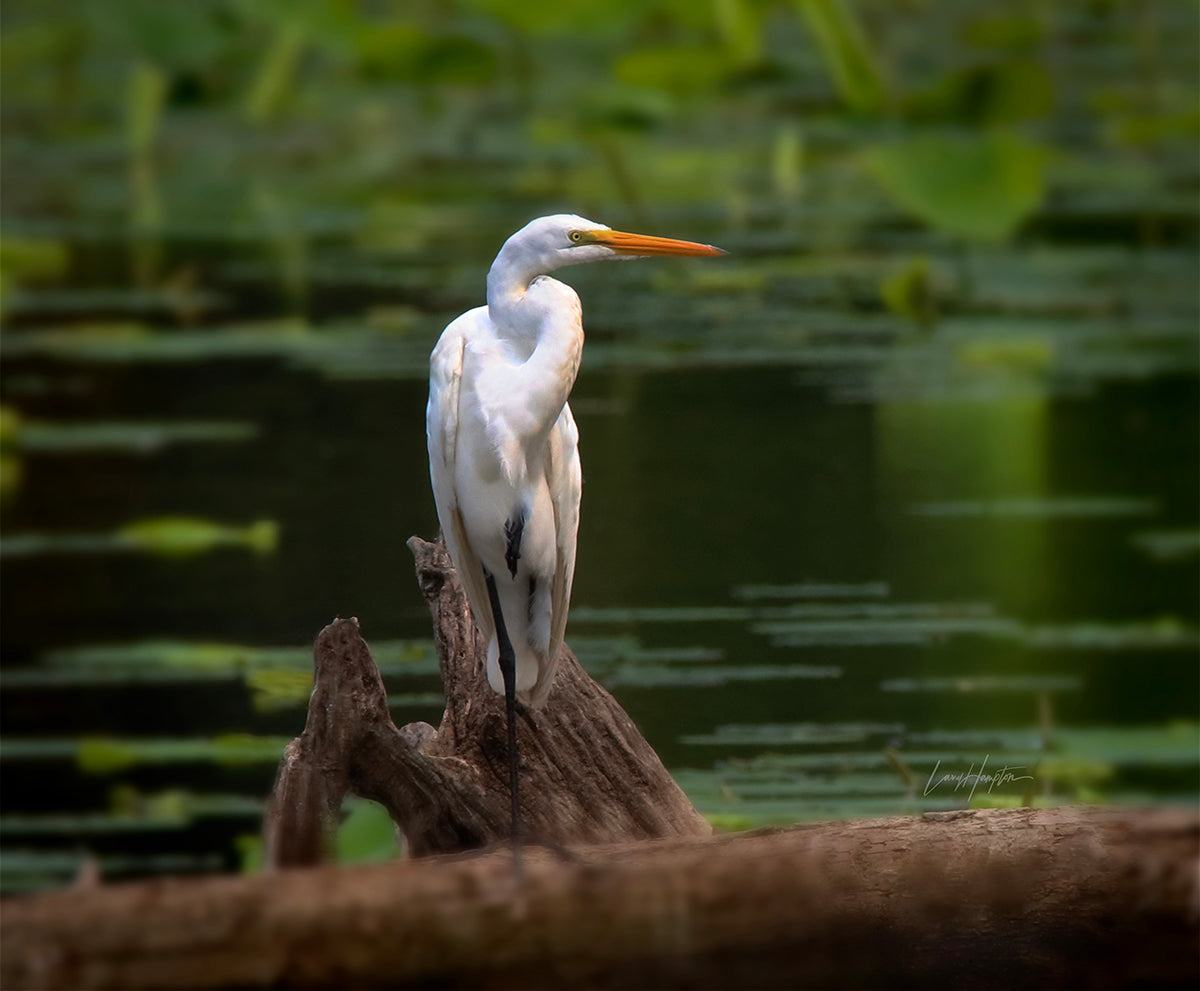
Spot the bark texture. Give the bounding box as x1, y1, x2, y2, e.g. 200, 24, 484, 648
3, 807, 1196, 990
265, 536, 709, 862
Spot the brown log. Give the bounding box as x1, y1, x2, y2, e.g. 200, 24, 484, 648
3, 807, 1196, 990
264, 536, 709, 862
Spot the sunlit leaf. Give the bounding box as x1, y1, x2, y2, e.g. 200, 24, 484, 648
0, 239, 69, 282
0, 453, 20, 499
880, 255, 937, 329
864, 131, 1049, 241
36, 638, 437, 679
613, 45, 732, 95
713, 0, 763, 67
78, 740, 139, 774
0, 406, 19, 447
356, 24, 497, 85
73, 735, 291, 773
795, 0, 887, 113
247, 668, 314, 711
237, 834, 264, 874
117, 516, 279, 558
904, 61, 1054, 125
771, 124, 805, 201
126, 60, 167, 155
336, 800, 399, 863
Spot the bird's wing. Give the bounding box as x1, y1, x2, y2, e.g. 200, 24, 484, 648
427, 308, 495, 645
527, 400, 581, 705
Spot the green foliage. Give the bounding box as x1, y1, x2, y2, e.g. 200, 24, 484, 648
614, 45, 733, 95
0, 239, 69, 282
247, 668, 314, 711
336, 800, 400, 863
0, 407, 20, 447
355, 24, 497, 85
880, 255, 937, 329
116, 516, 279, 557
905, 60, 1054, 126
713, 0, 764, 67
126, 61, 167, 155
770, 124, 805, 201
244, 22, 306, 122
795, 0, 887, 113
237, 834, 264, 873
77, 734, 291, 774
956, 336, 1054, 374
863, 131, 1049, 242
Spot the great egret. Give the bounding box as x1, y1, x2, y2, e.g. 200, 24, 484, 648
426, 214, 724, 845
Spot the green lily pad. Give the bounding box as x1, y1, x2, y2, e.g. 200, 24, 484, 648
864, 131, 1049, 241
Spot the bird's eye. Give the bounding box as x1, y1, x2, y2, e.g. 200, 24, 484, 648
568, 230, 584, 243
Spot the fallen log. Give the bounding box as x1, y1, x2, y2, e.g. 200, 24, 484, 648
264, 536, 709, 863
3, 807, 1196, 989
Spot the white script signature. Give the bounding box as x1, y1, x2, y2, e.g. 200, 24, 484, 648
923, 754, 1035, 803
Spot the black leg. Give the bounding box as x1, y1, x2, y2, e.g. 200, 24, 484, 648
484, 569, 522, 868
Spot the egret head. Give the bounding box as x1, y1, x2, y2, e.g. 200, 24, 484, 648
490, 214, 724, 289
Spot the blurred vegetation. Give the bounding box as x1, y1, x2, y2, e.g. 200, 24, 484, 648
2, 0, 1197, 317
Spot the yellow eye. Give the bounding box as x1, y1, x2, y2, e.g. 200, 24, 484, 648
568, 230, 584, 243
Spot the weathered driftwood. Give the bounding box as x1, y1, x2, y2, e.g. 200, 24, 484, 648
3, 807, 1196, 990
264, 536, 709, 862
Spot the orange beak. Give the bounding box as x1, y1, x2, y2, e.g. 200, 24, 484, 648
588, 229, 726, 257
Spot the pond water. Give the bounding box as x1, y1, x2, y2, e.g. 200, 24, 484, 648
2, 0, 1198, 892
3, 248, 1196, 890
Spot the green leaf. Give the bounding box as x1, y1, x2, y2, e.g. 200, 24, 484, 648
880, 255, 937, 329
613, 45, 732, 95
713, 0, 763, 67
76, 735, 291, 773
904, 60, 1054, 125
116, 516, 278, 558
247, 668, 314, 711
336, 800, 399, 863
244, 21, 306, 122
863, 131, 1048, 242
0, 238, 69, 282
0, 407, 20, 448
78, 739, 140, 774
357, 25, 497, 85
795, 0, 887, 113
126, 60, 167, 156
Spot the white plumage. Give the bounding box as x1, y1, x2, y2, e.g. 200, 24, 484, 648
427, 214, 723, 710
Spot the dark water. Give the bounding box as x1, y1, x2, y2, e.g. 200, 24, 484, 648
2, 337, 1197, 890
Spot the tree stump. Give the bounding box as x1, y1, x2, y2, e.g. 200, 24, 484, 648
264, 536, 710, 863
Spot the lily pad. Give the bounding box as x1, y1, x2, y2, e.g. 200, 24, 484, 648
864, 131, 1049, 241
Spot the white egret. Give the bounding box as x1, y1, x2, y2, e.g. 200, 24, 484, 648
426, 214, 724, 844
